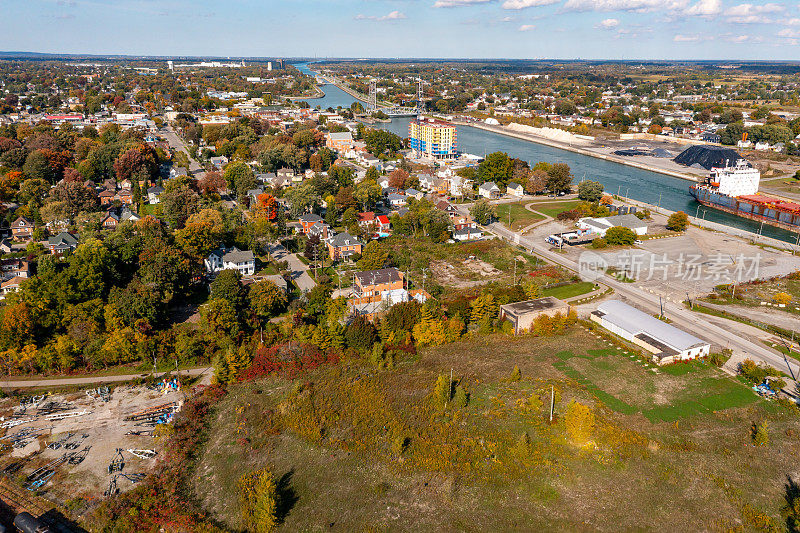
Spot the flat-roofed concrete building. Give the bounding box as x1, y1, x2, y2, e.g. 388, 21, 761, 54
499, 297, 571, 335
590, 299, 710, 365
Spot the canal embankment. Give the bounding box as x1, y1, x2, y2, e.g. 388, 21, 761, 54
455, 120, 703, 183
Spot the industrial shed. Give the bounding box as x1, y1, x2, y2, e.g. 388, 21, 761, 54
499, 297, 571, 335
590, 300, 710, 365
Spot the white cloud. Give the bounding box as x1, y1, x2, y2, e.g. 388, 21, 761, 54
784, 18, 800, 25
563, 0, 688, 13
433, 0, 492, 7
502, 0, 559, 9
673, 34, 700, 41
519, 24, 537, 30
684, 0, 721, 16
725, 3, 783, 23
778, 28, 800, 37
355, 10, 407, 20
597, 17, 620, 27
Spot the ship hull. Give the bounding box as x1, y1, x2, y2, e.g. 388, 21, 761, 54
690, 186, 800, 233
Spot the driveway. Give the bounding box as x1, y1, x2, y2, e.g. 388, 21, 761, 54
0, 367, 213, 389
268, 242, 317, 293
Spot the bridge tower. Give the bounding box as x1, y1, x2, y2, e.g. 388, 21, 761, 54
368, 80, 377, 112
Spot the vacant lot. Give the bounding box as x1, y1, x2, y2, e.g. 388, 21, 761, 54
494, 202, 545, 231
193, 328, 800, 532
526, 199, 581, 219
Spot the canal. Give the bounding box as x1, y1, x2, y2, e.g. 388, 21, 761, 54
294, 63, 796, 243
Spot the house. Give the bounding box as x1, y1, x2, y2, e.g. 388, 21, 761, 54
375, 215, 391, 234
205, 246, 256, 276
590, 300, 710, 365
209, 156, 229, 169
347, 267, 429, 321
453, 227, 483, 241
326, 131, 354, 152
299, 213, 324, 234
147, 185, 164, 204
116, 188, 134, 205
10, 217, 34, 240
247, 188, 264, 205
120, 208, 140, 222
354, 267, 404, 297
418, 174, 437, 192
0, 275, 25, 299
500, 297, 572, 335
98, 188, 115, 206
47, 232, 79, 254
308, 221, 331, 240
277, 167, 296, 182
101, 212, 120, 229
479, 182, 502, 199
577, 214, 648, 237
261, 274, 288, 293
0, 238, 12, 253
450, 214, 476, 231
0, 259, 30, 279
436, 200, 458, 214
326, 232, 362, 261
386, 193, 407, 209
507, 182, 524, 197
405, 188, 423, 201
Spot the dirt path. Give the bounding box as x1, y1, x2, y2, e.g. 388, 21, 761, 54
518, 202, 554, 234
0, 367, 213, 389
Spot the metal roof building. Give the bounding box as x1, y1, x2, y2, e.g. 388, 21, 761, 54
590, 300, 710, 365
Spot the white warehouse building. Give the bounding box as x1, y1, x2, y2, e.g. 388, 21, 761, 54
590, 300, 710, 365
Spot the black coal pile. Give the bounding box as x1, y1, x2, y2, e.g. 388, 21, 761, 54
673, 145, 743, 170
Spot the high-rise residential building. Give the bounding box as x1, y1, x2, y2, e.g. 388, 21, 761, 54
409, 118, 458, 160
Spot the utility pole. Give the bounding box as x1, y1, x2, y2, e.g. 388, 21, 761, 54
549, 385, 554, 423
657, 192, 662, 213
659, 295, 664, 319
513, 258, 517, 285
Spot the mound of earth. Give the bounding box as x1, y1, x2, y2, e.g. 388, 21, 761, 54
673, 145, 744, 170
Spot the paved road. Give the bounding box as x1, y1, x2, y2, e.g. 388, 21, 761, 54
0, 367, 213, 389
456, 204, 800, 380
161, 127, 203, 175
268, 243, 317, 293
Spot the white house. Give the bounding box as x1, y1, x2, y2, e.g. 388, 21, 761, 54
507, 182, 524, 197
479, 181, 502, 199
577, 214, 647, 237
205, 246, 256, 276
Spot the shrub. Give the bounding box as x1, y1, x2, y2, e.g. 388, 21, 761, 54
344, 316, 378, 352
591, 237, 607, 249
773, 292, 793, 305
565, 401, 595, 446
238, 468, 278, 533
433, 374, 453, 408
752, 421, 769, 446
666, 211, 689, 231
511, 432, 533, 459
604, 226, 636, 245
453, 385, 469, 409
509, 365, 522, 382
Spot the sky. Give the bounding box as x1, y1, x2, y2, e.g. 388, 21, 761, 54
3, 0, 800, 59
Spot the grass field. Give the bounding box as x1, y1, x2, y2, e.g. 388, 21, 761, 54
541, 281, 595, 300
494, 202, 545, 231
192, 327, 800, 531
526, 200, 581, 219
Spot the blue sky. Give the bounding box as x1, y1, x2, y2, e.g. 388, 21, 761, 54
3, 0, 800, 59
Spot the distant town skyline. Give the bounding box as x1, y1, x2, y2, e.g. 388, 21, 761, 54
4, 0, 800, 60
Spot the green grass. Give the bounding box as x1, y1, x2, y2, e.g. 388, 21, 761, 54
494, 203, 545, 231
555, 348, 758, 422
541, 281, 596, 300
526, 200, 581, 218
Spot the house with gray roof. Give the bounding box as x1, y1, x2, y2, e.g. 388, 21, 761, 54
204, 246, 256, 276
577, 214, 647, 237
47, 232, 79, 254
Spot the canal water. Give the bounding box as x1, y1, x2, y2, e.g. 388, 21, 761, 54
294, 63, 795, 243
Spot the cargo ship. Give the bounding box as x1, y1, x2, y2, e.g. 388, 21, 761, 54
690, 159, 800, 232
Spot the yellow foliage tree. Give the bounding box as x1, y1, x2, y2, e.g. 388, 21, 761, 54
238, 468, 278, 533
565, 401, 595, 446
773, 292, 793, 305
